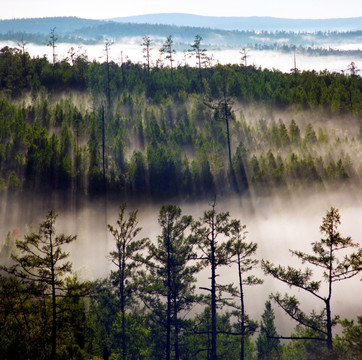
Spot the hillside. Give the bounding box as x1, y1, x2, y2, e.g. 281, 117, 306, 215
0, 16, 361, 54
112, 13, 362, 32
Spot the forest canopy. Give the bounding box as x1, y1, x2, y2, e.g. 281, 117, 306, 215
0, 44, 360, 203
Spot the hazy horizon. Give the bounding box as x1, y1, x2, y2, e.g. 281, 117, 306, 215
1, 12, 362, 21
2, 0, 362, 20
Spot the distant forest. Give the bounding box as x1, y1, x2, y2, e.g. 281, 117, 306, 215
0, 43, 361, 204
0, 17, 361, 57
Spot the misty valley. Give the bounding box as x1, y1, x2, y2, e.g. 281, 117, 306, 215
0, 28, 361, 360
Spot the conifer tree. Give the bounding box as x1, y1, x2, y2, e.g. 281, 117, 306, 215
108, 203, 148, 360
140, 204, 198, 360
189, 34, 207, 88
47, 27, 57, 77
256, 301, 282, 360
192, 200, 237, 360
0, 210, 77, 360
228, 221, 262, 360
160, 36, 176, 92
142, 35, 152, 73
262, 207, 362, 358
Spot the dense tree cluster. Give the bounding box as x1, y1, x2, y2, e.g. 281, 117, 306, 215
1, 45, 361, 112
0, 44, 360, 203
0, 205, 360, 360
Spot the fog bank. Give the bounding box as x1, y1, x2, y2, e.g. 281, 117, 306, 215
1, 188, 361, 335
1, 40, 360, 73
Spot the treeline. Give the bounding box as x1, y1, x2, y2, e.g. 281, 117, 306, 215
250, 43, 362, 57
1, 45, 361, 110
0, 204, 360, 360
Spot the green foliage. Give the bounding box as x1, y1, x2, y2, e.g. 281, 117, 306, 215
281, 326, 329, 360
140, 204, 198, 360
110, 312, 151, 360
256, 301, 282, 360
0, 45, 360, 201
334, 317, 362, 360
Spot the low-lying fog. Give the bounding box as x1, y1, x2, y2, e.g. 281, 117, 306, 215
1, 40, 360, 73
1, 189, 361, 335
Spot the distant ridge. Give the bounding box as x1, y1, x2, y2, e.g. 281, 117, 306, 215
0, 14, 361, 35
111, 13, 362, 32
0, 17, 106, 35
0, 15, 361, 53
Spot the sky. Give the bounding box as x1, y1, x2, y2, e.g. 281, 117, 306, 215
1, 0, 362, 20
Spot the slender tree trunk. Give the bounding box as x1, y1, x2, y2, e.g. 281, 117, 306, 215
326, 243, 333, 356
147, 47, 150, 73
101, 106, 106, 188
101, 105, 108, 229
238, 254, 245, 360
166, 229, 171, 360
198, 52, 202, 87
224, 98, 232, 168
120, 243, 126, 360
173, 292, 180, 360
223, 97, 238, 192
106, 53, 110, 106
349, 79, 353, 113
121, 51, 126, 88
170, 60, 174, 93
211, 214, 217, 360
50, 232, 56, 360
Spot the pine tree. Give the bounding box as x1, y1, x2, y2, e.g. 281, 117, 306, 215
160, 36, 176, 92
192, 200, 236, 360
262, 207, 362, 358
140, 204, 198, 360
142, 35, 152, 73
189, 35, 207, 88
0, 210, 77, 360
108, 203, 148, 360
229, 221, 262, 360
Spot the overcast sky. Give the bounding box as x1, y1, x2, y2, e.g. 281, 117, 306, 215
1, 0, 362, 20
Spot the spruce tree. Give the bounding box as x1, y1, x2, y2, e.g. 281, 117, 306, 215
256, 301, 282, 360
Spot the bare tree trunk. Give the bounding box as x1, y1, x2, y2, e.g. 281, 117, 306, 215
174, 292, 180, 360
211, 213, 217, 360
326, 243, 333, 357
50, 231, 57, 360
238, 254, 245, 360
120, 242, 126, 360
166, 230, 171, 360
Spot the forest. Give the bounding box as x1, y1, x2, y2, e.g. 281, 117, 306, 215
0, 32, 361, 360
